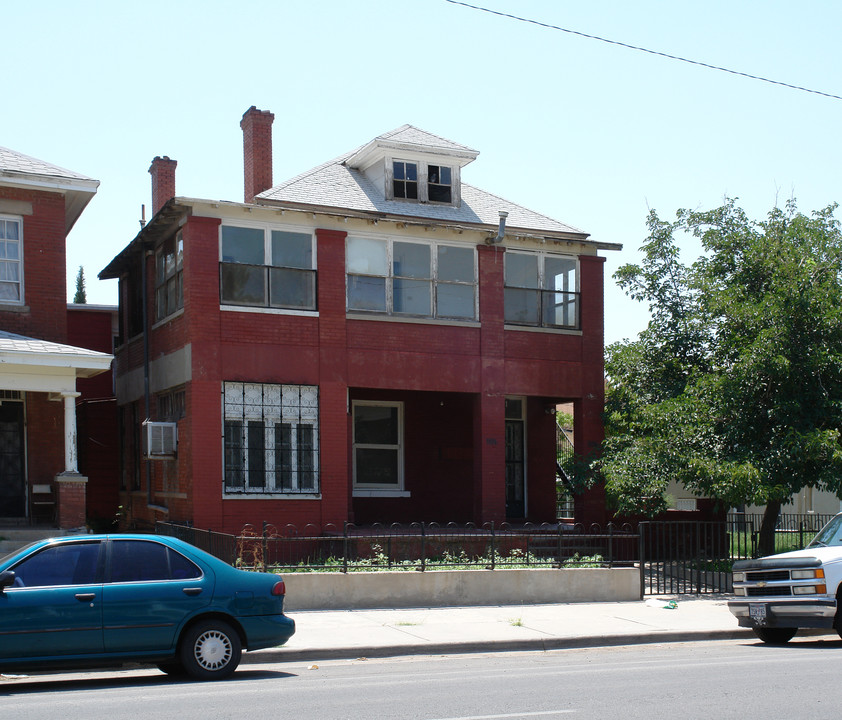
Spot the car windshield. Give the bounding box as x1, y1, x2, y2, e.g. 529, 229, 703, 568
808, 515, 842, 548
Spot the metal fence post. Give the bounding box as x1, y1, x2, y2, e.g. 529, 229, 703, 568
638, 522, 646, 600
420, 523, 426, 572
490, 522, 496, 570
261, 521, 268, 573
608, 523, 614, 569
342, 521, 349, 574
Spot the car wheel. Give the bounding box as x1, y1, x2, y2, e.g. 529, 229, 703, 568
157, 660, 187, 677
179, 620, 242, 680
753, 627, 797, 644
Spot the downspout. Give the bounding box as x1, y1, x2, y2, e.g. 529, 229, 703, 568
141, 242, 152, 508
485, 210, 508, 244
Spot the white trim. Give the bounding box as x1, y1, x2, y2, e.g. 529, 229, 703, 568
352, 490, 411, 498
224, 493, 322, 501
352, 400, 404, 491
221, 305, 319, 318
0, 214, 23, 306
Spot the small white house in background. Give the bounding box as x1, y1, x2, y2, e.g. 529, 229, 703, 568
666, 479, 842, 517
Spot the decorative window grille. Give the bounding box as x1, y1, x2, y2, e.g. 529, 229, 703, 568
223, 382, 319, 495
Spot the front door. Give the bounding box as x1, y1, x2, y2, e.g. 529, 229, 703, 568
0, 400, 25, 517
505, 398, 526, 519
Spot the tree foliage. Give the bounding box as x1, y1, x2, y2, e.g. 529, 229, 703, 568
602, 199, 842, 552
73, 265, 87, 304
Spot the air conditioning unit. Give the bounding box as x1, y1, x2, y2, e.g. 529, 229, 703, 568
142, 420, 177, 459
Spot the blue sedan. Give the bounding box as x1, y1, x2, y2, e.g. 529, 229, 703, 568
0, 534, 295, 680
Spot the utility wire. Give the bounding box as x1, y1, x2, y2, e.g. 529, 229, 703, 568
445, 0, 842, 102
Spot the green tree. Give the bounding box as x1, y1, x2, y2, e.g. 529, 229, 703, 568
73, 265, 87, 304
602, 199, 842, 555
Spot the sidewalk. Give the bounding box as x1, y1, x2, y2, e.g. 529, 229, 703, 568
246, 596, 759, 664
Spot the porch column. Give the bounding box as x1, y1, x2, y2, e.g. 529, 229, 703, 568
55, 391, 87, 529
62, 391, 81, 473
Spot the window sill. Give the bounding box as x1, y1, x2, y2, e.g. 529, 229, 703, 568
223, 492, 322, 500
221, 305, 318, 318
152, 307, 184, 329
347, 313, 479, 328
504, 324, 582, 336
0, 302, 29, 313
353, 490, 411, 498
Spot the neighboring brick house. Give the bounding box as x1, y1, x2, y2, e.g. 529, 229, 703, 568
0, 147, 112, 527
100, 107, 620, 534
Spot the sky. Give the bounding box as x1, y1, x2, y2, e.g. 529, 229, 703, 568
4, 0, 841, 346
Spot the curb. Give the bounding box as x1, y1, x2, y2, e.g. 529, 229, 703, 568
242, 627, 755, 664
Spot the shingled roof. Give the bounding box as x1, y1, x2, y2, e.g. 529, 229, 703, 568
0, 146, 99, 232
256, 125, 589, 240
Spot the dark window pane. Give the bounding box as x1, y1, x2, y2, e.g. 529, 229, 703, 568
220, 263, 266, 305
224, 420, 244, 488
110, 541, 170, 582
12, 542, 100, 587
276, 423, 293, 491
298, 425, 316, 490
269, 267, 316, 309
405, 182, 418, 200
355, 405, 398, 444
505, 253, 539, 289
428, 184, 451, 203
405, 163, 417, 181
393, 242, 430, 279
436, 283, 474, 319
393, 278, 431, 315
221, 226, 264, 264
248, 421, 265, 488
355, 448, 399, 485
348, 275, 386, 311
437, 246, 474, 282
271, 231, 312, 269
504, 287, 540, 324
169, 550, 201, 580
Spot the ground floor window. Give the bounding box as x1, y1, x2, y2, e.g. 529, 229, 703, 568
352, 401, 404, 492
223, 382, 319, 495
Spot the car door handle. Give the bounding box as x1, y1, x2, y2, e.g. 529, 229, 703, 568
75, 593, 96, 602
182, 587, 203, 596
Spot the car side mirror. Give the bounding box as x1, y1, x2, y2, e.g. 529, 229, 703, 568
0, 570, 15, 593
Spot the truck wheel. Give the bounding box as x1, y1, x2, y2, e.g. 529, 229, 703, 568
179, 620, 242, 680
753, 627, 796, 644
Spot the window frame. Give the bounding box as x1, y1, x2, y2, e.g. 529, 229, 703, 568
222, 381, 320, 497
388, 159, 457, 206
352, 400, 406, 495
346, 235, 477, 321
219, 222, 317, 313
155, 232, 183, 322
0, 214, 23, 305
503, 250, 580, 330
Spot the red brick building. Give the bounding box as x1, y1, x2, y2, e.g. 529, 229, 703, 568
101, 108, 620, 533
0, 147, 112, 527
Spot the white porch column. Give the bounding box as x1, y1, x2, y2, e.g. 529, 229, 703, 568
62, 391, 81, 474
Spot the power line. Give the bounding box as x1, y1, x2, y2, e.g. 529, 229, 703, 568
445, 0, 842, 102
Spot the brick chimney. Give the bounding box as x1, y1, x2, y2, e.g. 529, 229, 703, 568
240, 106, 274, 203
148, 156, 177, 215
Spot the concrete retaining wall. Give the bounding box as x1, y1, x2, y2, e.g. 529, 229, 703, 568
282, 567, 639, 611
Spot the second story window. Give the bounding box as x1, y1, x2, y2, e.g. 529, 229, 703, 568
504, 251, 579, 329
155, 232, 183, 321
346, 237, 476, 320
427, 165, 452, 203
0, 215, 22, 303
393, 161, 418, 200
220, 224, 316, 311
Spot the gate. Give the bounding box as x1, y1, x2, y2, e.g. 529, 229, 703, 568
639, 521, 733, 596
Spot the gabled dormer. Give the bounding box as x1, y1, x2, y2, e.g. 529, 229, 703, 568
344, 125, 479, 208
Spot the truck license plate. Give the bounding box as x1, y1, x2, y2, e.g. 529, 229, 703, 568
749, 603, 767, 621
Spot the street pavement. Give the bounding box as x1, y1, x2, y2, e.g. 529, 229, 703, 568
246, 595, 788, 664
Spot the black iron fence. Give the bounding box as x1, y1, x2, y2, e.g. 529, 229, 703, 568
156, 512, 838, 596
156, 521, 638, 573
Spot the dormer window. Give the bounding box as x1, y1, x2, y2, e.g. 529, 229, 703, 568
390, 160, 455, 205
428, 165, 452, 203
393, 161, 418, 200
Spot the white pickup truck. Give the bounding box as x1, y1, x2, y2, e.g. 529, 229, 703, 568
729, 513, 842, 643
